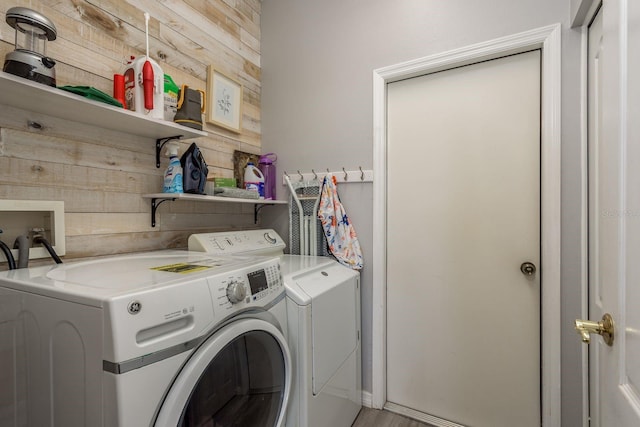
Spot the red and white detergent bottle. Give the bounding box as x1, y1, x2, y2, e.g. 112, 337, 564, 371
123, 55, 164, 118
123, 12, 164, 119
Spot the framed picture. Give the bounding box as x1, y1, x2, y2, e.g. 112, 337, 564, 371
207, 66, 243, 133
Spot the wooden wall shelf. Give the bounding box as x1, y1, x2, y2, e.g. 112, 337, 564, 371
142, 193, 288, 226
0, 71, 206, 140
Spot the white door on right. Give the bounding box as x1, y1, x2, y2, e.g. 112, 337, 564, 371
586, 1, 640, 425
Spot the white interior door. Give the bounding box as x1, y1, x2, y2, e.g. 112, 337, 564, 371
587, 1, 640, 425
386, 51, 540, 427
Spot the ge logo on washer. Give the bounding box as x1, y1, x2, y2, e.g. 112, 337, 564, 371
127, 300, 142, 315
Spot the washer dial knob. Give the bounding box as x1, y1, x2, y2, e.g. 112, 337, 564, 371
226, 281, 247, 304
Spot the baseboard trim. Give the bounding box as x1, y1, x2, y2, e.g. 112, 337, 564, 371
383, 402, 466, 427
362, 391, 373, 408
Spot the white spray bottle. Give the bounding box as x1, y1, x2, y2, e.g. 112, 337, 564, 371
163, 142, 183, 193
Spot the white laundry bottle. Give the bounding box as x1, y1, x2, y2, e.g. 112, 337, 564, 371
244, 162, 264, 198
163, 142, 183, 193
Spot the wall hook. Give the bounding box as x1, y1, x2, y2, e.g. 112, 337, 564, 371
284, 171, 290, 179
312, 169, 318, 180
343, 167, 348, 181
359, 166, 364, 181
297, 170, 304, 181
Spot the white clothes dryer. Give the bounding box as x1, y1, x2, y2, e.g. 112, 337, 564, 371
0, 250, 291, 427
188, 229, 362, 427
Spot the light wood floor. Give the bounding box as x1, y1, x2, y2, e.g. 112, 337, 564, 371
352, 408, 435, 427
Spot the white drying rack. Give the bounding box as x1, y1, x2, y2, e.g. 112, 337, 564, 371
284, 175, 325, 256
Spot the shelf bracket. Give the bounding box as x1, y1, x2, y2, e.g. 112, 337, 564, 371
254, 204, 264, 224
150, 197, 175, 227
156, 136, 183, 168
254, 203, 276, 224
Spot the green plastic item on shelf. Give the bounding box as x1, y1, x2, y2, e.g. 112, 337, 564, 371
213, 178, 237, 188
58, 85, 124, 108
163, 74, 179, 120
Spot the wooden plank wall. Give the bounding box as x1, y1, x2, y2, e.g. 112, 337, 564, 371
0, 0, 263, 265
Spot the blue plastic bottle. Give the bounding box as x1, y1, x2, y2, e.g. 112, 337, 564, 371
163, 142, 184, 193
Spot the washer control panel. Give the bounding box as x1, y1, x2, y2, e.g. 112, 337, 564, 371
208, 257, 283, 310
188, 229, 286, 256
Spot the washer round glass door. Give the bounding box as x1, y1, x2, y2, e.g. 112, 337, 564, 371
155, 318, 291, 427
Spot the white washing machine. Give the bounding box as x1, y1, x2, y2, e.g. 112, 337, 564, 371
0, 250, 291, 427
188, 229, 362, 427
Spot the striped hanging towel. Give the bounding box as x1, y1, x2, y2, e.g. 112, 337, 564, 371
317, 174, 363, 270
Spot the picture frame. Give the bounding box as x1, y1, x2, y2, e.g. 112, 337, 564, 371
207, 66, 243, 133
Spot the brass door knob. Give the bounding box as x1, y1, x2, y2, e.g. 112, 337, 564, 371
575, 313, 614, 346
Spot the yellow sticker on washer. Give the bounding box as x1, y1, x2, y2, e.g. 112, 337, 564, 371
151, 263, 212, 274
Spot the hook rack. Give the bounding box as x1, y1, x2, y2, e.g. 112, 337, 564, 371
283, 167, 373, 184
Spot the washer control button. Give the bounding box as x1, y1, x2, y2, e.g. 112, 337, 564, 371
226, 281, 247, 304
264, 232, 277, 244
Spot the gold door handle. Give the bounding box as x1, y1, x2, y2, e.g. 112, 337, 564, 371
575, 313, 614, 346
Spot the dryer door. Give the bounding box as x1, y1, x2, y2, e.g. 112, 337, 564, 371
154, 318, 291, 427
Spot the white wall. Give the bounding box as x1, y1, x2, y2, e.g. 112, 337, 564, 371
261, 1, 585, 425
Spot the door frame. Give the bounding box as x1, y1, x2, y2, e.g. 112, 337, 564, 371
371, 24, 562, 426
573, 3, 602, 426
